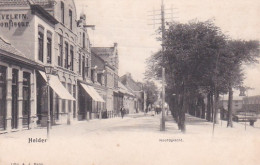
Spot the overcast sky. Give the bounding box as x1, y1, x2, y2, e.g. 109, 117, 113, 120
75, 0, 260, 97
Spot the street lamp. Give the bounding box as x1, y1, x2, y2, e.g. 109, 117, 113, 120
44, 65, 53, 139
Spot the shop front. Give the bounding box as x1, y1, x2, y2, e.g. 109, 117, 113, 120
36, 71, 75, 126
78, 83, 105, 120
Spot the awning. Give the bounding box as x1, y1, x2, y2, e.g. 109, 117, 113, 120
80, 83, 105, 102
39, 71, 75, 101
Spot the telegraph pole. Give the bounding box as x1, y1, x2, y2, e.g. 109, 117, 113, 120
160, 0, 166, 131
147, 1, 177, 131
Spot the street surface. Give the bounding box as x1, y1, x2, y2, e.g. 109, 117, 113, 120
0, 113, 260, 165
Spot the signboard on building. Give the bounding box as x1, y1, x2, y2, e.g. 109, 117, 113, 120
0, 13, 30, 29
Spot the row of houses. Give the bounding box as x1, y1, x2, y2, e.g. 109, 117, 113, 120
0, 0, 145, 133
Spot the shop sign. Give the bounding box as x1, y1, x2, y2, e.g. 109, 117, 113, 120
0, 13, 30, 30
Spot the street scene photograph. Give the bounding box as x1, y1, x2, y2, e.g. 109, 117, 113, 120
0, 0, 259, 165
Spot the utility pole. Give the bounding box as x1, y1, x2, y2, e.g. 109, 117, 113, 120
147, 1, 178, 131
160, 0, 166, 131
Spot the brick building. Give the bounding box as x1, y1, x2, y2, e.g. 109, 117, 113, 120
92, 43, 120, 115
120, 73, 146, 112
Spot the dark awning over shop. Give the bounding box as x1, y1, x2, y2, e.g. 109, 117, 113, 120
39, 71, 75, 101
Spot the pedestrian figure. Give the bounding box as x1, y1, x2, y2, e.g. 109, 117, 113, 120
120, 106, 125, 119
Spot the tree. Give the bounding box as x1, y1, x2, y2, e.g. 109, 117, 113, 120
145, 19, 259, 132
224, 40, 259, 127
143, 81, 158, 110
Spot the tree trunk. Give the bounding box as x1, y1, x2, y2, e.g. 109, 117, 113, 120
180, 81, 186, 133
227, 84, 233, 127
201, 97, 206, 119
210, 92, 214, 122
213, 90, 219, 124
206, 93, 211, 121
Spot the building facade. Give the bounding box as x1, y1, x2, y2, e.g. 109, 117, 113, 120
92, 43, 120, 115
0, 37, 38, 133
0, 0, 127, 134
120, 73, 146, 112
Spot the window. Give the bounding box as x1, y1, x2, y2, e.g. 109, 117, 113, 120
97, 73, 102, 85
47, 32, 52, 64
68, 84, 72, 113
79, 54, 81, 74
82, 56, 85, 79
73, 85, 76, 118
83, 32, 85, 48
69, 10, 72, 30
22, 72, 31, 126
86, 57, 89, 77
62, 82, 66, 112
38, 28, 44, 62
58, 35, 63, 66
64, 42, 69, 69
114, 74, 118, 88
70, 45, 74, 71
61, 1, 64, 24
91, 70, 94, 82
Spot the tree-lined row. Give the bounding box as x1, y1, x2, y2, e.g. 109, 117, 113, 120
145, 20, 259, 132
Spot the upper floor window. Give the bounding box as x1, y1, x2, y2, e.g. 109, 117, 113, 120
86, 57, 89, 77
97, 73, 102, 85
70, 45, 74, 71
83, 32, 85, 48
58, 34, 63, 66
64, 42, 69, 69
69, 10, 72, 30
61, 2, 64, 24
114, 74, 118, 88
38, 26, 44, 62
82, 56, 85, 79
78, 54, 81, 74
47, 32, 52, 64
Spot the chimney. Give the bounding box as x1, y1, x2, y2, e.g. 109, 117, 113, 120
114, 42, 118, 48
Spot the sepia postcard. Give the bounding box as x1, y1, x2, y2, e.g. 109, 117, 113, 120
0, 0, 259, 165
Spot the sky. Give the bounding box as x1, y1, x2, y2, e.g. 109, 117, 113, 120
74, 0, 260, 97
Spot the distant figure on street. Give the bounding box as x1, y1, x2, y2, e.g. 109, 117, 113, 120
120, 106, 125, 119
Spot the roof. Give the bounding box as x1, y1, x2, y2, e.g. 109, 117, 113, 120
0, 0, 52, 7
118, 81, 135, 97
0, 37, 37, 66
91, 47, 115, 56
0, 37, 26, 58
120, 74, 143, 92
0, 0, 30, 7
91, 50, 115, 70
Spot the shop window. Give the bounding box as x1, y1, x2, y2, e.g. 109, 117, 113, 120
47, 31, 52, 64
61, 1, 64, 24
0, 66, 6, 130
23, 72, 31, 126
62, 82, 66, 113
68, 84, 72, 113
73, 85, 76, 118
